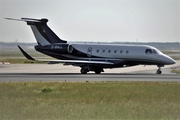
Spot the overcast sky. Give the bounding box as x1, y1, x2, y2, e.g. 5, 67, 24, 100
0, 0, 179, 43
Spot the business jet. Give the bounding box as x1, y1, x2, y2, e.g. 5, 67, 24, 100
6, 18, 176, 74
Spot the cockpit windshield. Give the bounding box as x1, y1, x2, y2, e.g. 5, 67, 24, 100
153, 49, 157, 54
145, 49, 153, 54
153, 49, 161, 54
145, 49, 161, 54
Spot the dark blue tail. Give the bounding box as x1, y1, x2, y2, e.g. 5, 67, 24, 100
6, 18, 67, 45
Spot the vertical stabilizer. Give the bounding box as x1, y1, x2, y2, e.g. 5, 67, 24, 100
6, 18, 67, 45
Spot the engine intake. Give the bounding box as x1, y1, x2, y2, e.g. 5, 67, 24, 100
67, 45, 73, 53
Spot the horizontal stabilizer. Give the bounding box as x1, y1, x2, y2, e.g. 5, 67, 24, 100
5, 18, 42, 23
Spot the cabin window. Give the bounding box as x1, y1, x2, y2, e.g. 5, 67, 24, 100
145, 49, 153, 54
108, 50, 111, 53
87, 47, 92, 57
120, 50, 123, 53
126, 50, 129, 54
102, 50, 105, 53
97, 49, 99, 53
114, 50, 117, 53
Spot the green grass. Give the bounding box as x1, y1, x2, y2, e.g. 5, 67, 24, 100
171, 56, 180, 60
162, 50, 180, 54
171, 69, 180, 74
0, 58, 48, 64
0, 50, 53, 63
0, 82, 180, 120
0, 49, 46, 57
0, 58, 34, 63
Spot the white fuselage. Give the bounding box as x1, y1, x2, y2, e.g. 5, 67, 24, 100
69, 43, 175, 65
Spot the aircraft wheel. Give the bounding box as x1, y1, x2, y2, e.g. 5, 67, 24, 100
94, 69, 101, 74
157, 70, 162, 74
80, 68, 87, 74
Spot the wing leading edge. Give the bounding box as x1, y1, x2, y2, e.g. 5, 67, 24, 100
17, 45, 114, 65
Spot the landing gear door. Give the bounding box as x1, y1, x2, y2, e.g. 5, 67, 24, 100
87, 47, 92, 57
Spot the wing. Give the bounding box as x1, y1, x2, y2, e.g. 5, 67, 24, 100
17, 45, 114, 65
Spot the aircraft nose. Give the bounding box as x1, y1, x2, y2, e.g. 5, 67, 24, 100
158, 54, 176, 65
169, 58, 176, 64
164, 55, 176, 65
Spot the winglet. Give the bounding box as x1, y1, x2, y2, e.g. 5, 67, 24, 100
17, 45, 35, 61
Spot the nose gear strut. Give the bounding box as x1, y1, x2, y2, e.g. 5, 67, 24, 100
157, 65, 164, 74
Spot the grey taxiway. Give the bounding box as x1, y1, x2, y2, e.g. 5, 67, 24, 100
0, 73, 180, 82
0, 61, 180, 82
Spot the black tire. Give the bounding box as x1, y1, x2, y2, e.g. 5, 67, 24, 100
80, 69, 87, 74
157, 70, 162, 74
95, 69, 101, 74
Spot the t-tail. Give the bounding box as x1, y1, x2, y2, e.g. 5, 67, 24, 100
6, 18, 67, 45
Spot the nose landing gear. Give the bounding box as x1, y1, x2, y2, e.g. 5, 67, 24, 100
157, 68, 162, 74
157, 65, 164, 74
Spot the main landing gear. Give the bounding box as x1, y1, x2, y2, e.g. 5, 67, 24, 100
94, 68, 102, 74
80, 68, 103, 74
156, 65, 163, 74
80, 68, 88, 74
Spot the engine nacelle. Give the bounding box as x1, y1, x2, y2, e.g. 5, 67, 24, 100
67, 44, 74, 53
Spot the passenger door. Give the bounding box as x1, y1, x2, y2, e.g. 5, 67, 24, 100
87, 47, 92, 57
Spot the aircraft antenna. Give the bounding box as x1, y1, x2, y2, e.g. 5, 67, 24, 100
136, 39, 139, 45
